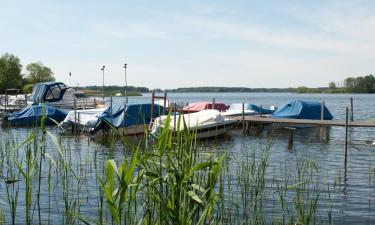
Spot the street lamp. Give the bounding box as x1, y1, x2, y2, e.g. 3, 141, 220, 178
101, 66, 105, 99
123, 63, 128, 104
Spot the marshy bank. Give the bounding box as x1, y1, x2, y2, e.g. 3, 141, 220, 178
1, 120, 374, 224
1, 92, 375, 224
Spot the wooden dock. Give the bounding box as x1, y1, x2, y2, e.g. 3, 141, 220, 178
229, 115, 375, 128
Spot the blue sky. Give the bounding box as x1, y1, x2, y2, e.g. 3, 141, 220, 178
1, 0, 375, 89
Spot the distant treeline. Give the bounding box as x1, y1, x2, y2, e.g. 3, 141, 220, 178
165, 74, 375, 94
165, 87, 328, 93
81, 85, 149, 93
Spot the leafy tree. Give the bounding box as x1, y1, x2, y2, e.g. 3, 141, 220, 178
0, 53, 23, 93
328, 82, 336, 89
25, 62, 55, 84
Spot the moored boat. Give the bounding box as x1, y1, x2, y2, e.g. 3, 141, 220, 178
151, 109, 236, 139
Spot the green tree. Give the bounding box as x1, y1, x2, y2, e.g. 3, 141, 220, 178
328, 82, 336, 89
25, 62, 55, 84
0, 53, 23, 93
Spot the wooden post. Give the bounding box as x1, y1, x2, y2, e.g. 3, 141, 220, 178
163, 91, 167, 114
242, 102, 245, 134
350, 97, 353, 122
259, 105, 262, 117
344, 107, 349, 168
173, 103, 177, 132
212, 98, 215, 110
286, 127, 296, 149
321, 101, 325, 120
94, 98, 97, 108
24, 94, 27, 107
73, 97, 77, 134
110, 95, 113, 123
150, 91, 155, 121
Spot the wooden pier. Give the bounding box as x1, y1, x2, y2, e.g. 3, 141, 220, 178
229, 115, 375, 128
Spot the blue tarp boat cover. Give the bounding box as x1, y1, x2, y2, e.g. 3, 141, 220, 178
228, 103, 275, 114
95, 103, 164, 129
6, 105, 68, 126
30, 82, 68, 103
272, 100, 333, 120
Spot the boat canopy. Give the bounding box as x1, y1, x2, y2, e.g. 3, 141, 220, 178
96, 103, 165, 129
183, 102, 229, 113
272, 100, 333, 120
228, 103, 275, 115
30, 82, 68, 103
6, 105, 68, 126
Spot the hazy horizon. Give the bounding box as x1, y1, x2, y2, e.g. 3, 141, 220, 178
1, 0, 374, 89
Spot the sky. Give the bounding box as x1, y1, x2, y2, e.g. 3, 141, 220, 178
1, 0, 375, 89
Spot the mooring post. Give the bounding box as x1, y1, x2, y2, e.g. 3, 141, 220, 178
110, 95, 113, 123
344, 107, 349, 169
350, 97, 353, 122
259, 104, 262, 117
212, 98, 215, 110
163, 91, 167, 114
321, 101, 325, 120
73, 97, 77, 134
173, 103, 177, 132
242, 102, 245, 134
24, 94, 27, 107
287, 127, 296, 149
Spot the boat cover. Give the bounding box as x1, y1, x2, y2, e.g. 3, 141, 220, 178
153, 109, 231, 132
96, 103, 164, 128
6, 105, 68, 126
272, 100, 333, 120
30, 82, 68, 103
224, 103, 275, 116
183, 102, 229, 113
61, 108, 106, 128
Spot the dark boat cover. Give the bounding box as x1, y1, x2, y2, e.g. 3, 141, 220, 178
6, 105, 68, 126
272, 100, 333, 120
95, 103, 164, 129
30, 82, 68, 103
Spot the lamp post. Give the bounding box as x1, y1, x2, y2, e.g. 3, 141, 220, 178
123, 63, 128, 104
101, 66, 105, 99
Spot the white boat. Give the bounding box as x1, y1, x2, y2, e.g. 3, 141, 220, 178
29, 82, 105, 111
60, 108, 107, 131
222, 103, 275, 117
60, 103, 165, 136
151, 109, 236, 139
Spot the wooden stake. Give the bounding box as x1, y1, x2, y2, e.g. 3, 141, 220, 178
242, 102, 245, 134
321, 101, 325, 120
344, 107, 349, 168
350, 97, 353, 122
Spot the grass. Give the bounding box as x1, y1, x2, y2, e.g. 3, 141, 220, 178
0, 112, 370, 224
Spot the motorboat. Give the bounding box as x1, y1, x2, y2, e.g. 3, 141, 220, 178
60, 103, 165, 136
271, 100, 333, 128
183, 102, 229, 113
29, 82, 105, 111
151, 109, 236, 139
5, 105, 67, 126
223, 103, 275, 117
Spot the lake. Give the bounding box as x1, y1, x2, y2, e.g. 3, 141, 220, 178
1, 92, 375, 224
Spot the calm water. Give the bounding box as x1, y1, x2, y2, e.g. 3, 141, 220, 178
1, 92, 375, 224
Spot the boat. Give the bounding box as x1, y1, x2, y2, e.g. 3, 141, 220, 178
151, 109, 236, 139
271, 100, 333, 128
0, 89, 28, 118
183, 102, 229, 113
223, 103, 275, 116
29, 82, 105, 111
272, 100, 333, 120
61, 103, 165, 136
60, 108, 107, 131
5, 105, 68, 126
